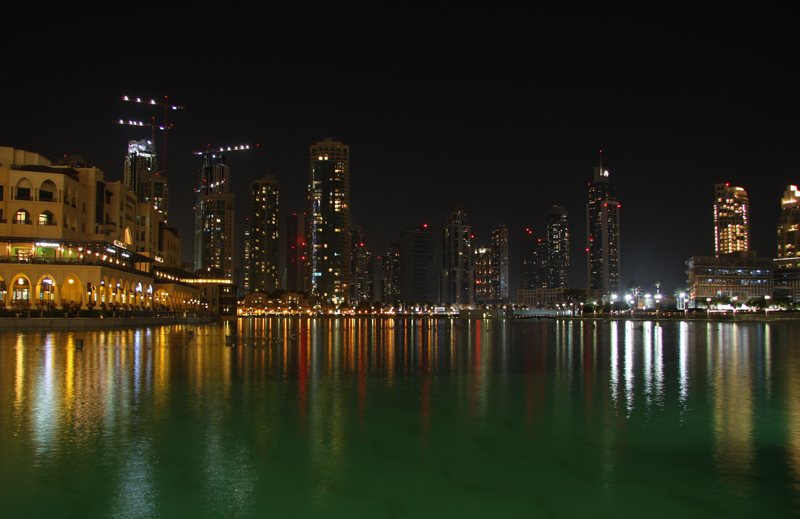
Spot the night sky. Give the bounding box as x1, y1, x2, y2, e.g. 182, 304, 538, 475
3, 12, 797, 297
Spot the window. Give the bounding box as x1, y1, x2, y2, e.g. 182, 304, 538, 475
14, 210, 30, 225
39, 190, 54, 202
0, 185, 3, 201
39, 211, 54, 226
16, 187, 31, 200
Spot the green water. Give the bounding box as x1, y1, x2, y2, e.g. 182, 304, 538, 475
1, 318, 798, 518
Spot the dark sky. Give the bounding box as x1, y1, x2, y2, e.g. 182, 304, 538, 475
3, 11, 798, 297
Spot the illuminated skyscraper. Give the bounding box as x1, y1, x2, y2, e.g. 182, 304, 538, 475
491, 224, 509, 300
474, 246, 492, 302
248, 175, 280, 293
193, 151, 235, 278
586, 155, 620, 295
123, 140, 168, 219
546, 206, 569, 288
443, 207, 474, 305
714, 183, 749, 256
519, 230, 546, 290
307, 138, 350, 303
778, 185, 800, 259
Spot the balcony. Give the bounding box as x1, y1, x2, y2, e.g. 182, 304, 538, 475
14, 195, 32, 201
13, 219, 32, 225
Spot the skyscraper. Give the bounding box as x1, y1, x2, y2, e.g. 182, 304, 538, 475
490, 224, 509, 300
381, 242, 401, 304
443, 207, 474, 305
474, 247, 492, 302
714, 183, 749, 256
307, 138, 350, 303
778, 185, 800, 258
546, 206, 569, 288
586, 155, 620, 295
247, 175, 280, 293
399, 226, 435, 305
286, 211, 306, 293
350, 226, 374, 304
123, 140, 168, 220
519, 230, 546, 290
193, 151, 235, 278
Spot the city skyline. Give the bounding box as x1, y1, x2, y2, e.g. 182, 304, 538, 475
3, 16, 797, 296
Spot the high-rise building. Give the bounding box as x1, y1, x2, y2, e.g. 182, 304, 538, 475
490, 224, 509, 300
546, 206, 569, 288
474, 246, 492, 302
586, 156, 620, 295
123, 140, 168, 220
193, 151, 235, 278
443, 207, 474, 305
242, 219, 251, 294
715, 183, 749, 256
519, 230, 546, 290
381, 243, 400, 304
247, 175, 280, 293
307, 138, 350, 303
350, 226, 374, 304
778, 185, 800, 258
286, 211, 306, 294
399, 226, 435, 305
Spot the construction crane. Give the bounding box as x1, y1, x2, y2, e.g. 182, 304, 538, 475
192, 143, 258, 190
115, 95, 184, 174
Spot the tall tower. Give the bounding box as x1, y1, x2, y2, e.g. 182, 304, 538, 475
286, 211, 307, 293
350, 226, 374, 304
714, 183, 749, 256
546, 206, 569, 288
491, 224, 509, 300
308, 138, 350, 303
778, 185, 800, 258
474, 247, 492, 302
381, 242, 401, 304
193, 151, 235, 278
399, 226, 435, 305
443, 207, 474, 305
248, 175, 280, 293
123, 140, 168, 219
586, 153, 620, 295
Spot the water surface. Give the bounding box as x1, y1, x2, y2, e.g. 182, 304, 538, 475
1, 318, 798, 517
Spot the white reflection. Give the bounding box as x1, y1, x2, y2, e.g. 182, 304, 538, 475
643, 322, 653, 410
625, 321, 635, 416
610, 321, 619, 408
654, 324, 664, 406
111, 437, 158, 518
31, 346, 58, 463
678, 322, 690, 414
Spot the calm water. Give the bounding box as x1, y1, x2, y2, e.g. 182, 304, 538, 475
1, 318, 799, 518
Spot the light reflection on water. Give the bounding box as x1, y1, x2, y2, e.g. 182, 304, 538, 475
0, 318, 799, 517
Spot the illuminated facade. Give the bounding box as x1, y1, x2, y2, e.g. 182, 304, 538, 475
490, 224, 509, 300
247, 175, 280, 294
714, 183, 749, 256
474, 246, 492, 302
123, 140, 168, 220
686, 252, 773, 305
586, 158, 620, 295
307, 138, 350, 303
0, 147, 199, 312
546, 206, 569, 289
775, 185, 800, 302
443, 207, 474, 305
193, 151, 235, 279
